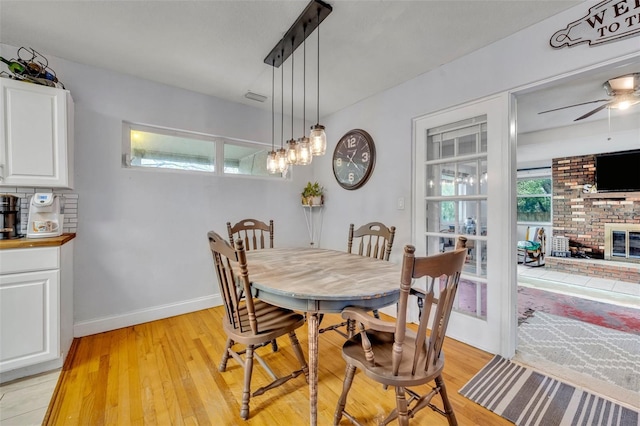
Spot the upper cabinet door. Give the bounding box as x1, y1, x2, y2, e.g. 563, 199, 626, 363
0, 78, 74, 188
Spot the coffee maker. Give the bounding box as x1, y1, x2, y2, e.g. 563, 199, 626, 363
0, 194, 23, 240
27, 193, 62, 238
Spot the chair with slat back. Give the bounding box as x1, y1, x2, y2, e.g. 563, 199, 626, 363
227, 218, 274, 251
207, 231, 308, 420
227, 218, 278, 351
334, 243, 467, 426
319, 222, 396, 338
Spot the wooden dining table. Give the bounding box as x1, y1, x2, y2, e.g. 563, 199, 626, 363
247, 247, 401, 426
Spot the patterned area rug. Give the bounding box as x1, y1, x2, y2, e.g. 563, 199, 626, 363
517, 286, 640, 335
516, 312, 640, 410
460, 355, 640, 426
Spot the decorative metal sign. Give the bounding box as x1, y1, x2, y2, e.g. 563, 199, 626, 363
550, 0, 640, 48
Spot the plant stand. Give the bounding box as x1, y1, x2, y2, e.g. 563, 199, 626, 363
302, 204, 324, 247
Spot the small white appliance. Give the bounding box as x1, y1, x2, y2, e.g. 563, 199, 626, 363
27, 193, 62, 238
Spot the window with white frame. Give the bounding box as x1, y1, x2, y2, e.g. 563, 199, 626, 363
516, 170, 551, 223
122, 122, 282, 178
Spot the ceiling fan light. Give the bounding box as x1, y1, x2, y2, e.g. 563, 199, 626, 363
604, 73, 640, 95
612, 98, 640, 110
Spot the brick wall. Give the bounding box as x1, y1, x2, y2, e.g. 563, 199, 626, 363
546, 257, 640, 284
552, 153, 639, 259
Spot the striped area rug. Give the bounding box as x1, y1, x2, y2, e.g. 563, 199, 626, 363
459, 355, 640, 426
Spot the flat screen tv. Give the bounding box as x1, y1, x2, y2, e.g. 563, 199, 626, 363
595, 150, 640, 192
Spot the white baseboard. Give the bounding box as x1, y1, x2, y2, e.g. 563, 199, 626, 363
73, 295, 222, 337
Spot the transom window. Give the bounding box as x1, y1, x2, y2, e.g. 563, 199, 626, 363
122, 122, 284, 179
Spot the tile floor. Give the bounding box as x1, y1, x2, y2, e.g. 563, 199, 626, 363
0, 369, 59, 425
1, 267, 637, 425
517, 264, 640, 309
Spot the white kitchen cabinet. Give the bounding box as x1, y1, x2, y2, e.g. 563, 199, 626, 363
0, 78, 74, 188
0, 241, 74, 381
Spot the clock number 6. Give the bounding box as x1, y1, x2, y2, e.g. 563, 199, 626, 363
348, 172, 355, 183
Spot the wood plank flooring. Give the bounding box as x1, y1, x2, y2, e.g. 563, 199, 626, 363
43, 307, 511, 425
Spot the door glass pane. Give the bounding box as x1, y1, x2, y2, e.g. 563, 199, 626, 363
458, 133, 477, 155
424, 114, 488, 321
452, 278, 487, 319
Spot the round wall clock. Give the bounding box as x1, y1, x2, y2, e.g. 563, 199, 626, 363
332, 129, 376, 190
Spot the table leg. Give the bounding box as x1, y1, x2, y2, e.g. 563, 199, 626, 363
307, 312, 319, 426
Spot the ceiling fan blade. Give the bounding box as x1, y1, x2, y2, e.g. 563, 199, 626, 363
573, 102, 612, 121
538, 99, 610, 114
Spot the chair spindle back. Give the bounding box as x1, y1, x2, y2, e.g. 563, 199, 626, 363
227, 219, 274, 251
395, 245, 467, 377
208, 231, 257, 334
348, 222, 396, 261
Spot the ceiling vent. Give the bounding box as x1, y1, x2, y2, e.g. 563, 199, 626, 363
244, 91, 267, 103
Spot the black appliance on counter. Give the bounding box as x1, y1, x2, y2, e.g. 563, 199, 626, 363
0, 194, 23, 239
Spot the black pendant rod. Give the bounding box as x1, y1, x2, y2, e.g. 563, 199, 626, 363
264, 0, 332, 68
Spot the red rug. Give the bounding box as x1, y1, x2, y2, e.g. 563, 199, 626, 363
517, 286, 640, 335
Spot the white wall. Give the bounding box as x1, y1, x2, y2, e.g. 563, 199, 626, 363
4, 3, 639, 337
315, 4, 640, 259
1, 42, 314, 335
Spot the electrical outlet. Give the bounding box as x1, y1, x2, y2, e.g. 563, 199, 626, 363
397, 197, 405, 210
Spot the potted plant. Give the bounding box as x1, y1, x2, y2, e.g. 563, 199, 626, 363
301, 181, 324, 206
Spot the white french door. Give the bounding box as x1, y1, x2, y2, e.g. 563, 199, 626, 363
413, 93, 517, 356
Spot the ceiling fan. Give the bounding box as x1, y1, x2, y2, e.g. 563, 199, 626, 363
538, 73, 640, 121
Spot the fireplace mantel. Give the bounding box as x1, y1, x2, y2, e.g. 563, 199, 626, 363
581, 191, 640, 199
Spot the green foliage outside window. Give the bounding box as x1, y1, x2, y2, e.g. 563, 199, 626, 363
517, 177, 551, 222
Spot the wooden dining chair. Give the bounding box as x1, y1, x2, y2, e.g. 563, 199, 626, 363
227, 218, 274, 251
319, 222, 396, 338
334, 244, 467, 426
207, 231, 308, 420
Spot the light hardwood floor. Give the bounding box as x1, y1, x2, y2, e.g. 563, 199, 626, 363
32, 307, 511, 425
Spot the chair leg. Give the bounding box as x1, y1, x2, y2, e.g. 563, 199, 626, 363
436, 375, 458, 426
334, 364, 357, 425
219, 338, 233, 372
271, 339, 278, 352
394, 386, 409, 426
240, 345, 254, 420
372, 309, 380, 319
288, 331, 309, 382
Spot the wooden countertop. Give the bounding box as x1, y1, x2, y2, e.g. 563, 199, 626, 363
0, 233, 76, 250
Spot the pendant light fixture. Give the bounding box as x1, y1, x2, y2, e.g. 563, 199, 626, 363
276, 48, 288, 174
310, 8, 327, 156
296, 26, 312, 165
266, 59, 278, 174
263, 0, 332, 171
284, 38, 299, 169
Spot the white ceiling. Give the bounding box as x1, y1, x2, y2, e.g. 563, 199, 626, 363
1, 0, 638, 133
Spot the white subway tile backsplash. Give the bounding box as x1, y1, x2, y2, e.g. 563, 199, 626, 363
2, 187, 79, 235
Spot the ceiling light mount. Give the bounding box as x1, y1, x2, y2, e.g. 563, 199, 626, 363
264, 0, 332, 68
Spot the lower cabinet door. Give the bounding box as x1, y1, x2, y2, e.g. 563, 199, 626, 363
0, 269, 60, 371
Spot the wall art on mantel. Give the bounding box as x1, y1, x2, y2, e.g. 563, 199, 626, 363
550, 0, 640, 48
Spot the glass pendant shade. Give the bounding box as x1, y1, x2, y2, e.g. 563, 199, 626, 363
296, 137, 312, 165
310, 124, 326, 156
267, 150, 278, 174
286, 139, 298, 164
276, 147, 288, 173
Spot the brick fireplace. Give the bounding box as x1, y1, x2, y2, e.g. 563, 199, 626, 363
549, 153, 640, 283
